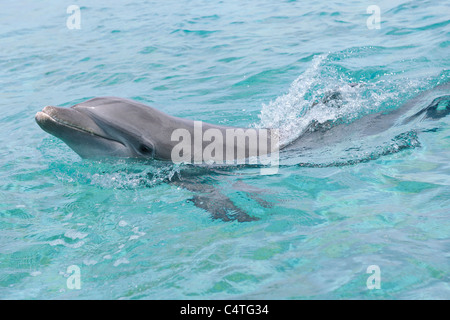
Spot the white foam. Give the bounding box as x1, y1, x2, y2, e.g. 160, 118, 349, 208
256, 54, 424, 151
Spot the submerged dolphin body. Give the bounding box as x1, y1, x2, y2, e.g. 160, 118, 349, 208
283, 82, 450, 155
35, 83, 450, 221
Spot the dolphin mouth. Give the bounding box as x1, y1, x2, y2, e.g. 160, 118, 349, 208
35, 106, 124, 146
36, 107, 95, 135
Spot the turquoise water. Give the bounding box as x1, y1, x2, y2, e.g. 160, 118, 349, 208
1, 0, 449, 299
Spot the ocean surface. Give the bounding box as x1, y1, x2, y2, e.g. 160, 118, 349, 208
1, 0, 449, 299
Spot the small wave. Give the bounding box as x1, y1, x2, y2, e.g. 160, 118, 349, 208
285, 130, 421, 168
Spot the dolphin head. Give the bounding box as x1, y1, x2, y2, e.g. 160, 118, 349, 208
35, 97, 165, 160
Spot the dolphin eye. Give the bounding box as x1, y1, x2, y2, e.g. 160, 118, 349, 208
138, 144, 153, 155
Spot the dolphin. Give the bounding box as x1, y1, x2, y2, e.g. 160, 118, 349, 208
35, 82, 449, 221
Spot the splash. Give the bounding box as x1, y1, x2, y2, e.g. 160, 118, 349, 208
257, 54, 329, 147
51, 159, 184, 189
256, 54, 423, 148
